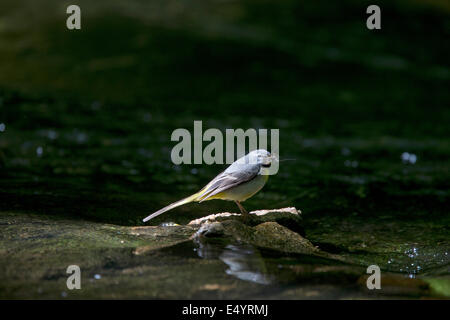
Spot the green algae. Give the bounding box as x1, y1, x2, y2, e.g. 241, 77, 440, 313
424, 277, 450, 298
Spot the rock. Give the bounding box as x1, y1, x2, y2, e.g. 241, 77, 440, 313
188, 207, 333, 257
130, 225, 195, 240
189, 207, 304, 236
195, 222, 225, 238
129, 225, 196, 255
0, 211, 442, 299
254, 222, 317, 254
423, 276, 450, 298
130, 207, 308, 256
220, 220, 319, 255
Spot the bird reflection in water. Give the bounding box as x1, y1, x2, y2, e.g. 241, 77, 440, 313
194, 239, 272, 285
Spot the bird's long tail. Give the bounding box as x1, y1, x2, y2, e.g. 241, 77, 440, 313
142, 193, 199, 222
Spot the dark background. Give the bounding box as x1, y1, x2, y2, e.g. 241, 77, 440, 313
0, 0, 449, 281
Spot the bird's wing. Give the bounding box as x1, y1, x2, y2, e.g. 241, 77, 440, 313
195, 163, 260, 202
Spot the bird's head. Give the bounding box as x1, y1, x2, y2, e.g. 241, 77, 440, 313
245, 149, 277, 173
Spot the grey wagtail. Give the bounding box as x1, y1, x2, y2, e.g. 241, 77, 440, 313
143, 149, 275, 222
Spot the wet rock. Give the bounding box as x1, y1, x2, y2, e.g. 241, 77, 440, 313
189, 208, 330, 257
424, 276, 450, 298
253, 222, 317, 254
189, 207, 304, 236
219, 220, 319, 255
195, 222, 225, 238
129, 225, 196, 255
130, 225, 195, 240
131, 207, 308, 256
1, 212, 444, 299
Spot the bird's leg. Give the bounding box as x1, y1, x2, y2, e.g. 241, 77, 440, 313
234, 201, 249, 216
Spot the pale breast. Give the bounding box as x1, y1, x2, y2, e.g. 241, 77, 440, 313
213, 174, 269, 201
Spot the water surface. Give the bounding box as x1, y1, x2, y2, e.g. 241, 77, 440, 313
0, 0, 449, 298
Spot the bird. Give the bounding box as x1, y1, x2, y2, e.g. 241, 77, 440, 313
142, 149, 275, 222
